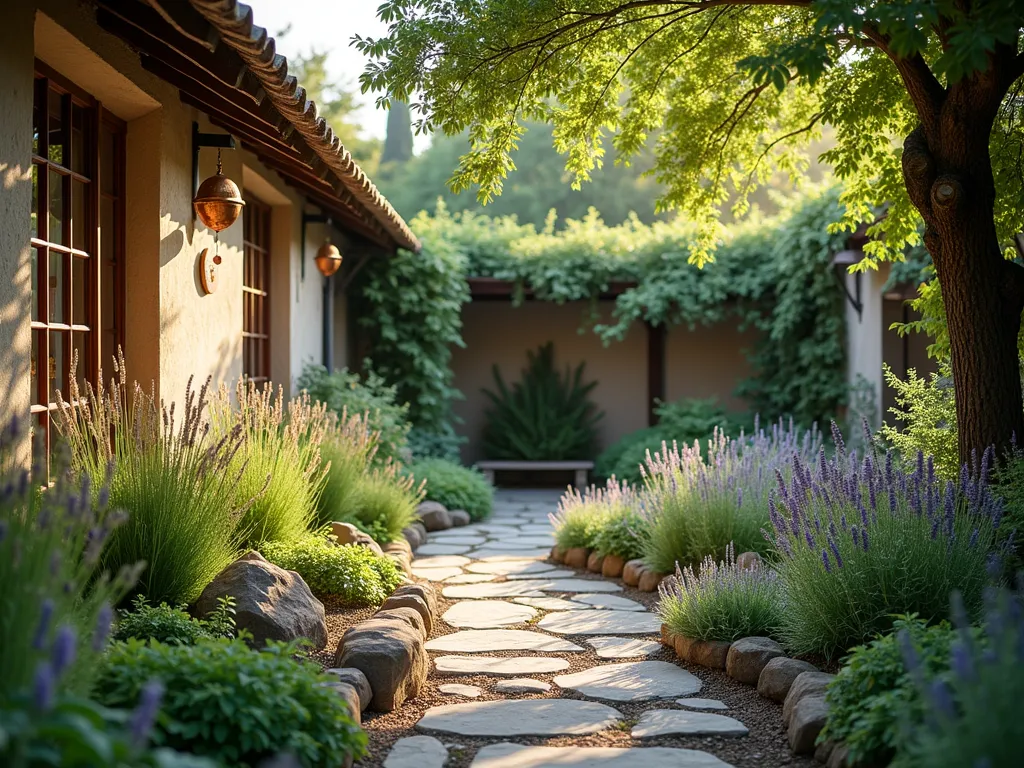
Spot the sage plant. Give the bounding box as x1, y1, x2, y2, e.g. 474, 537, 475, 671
768, 422, 1008, 658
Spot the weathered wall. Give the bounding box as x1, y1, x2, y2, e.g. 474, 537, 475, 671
451, 300, 758, 464
0, 3, 36, 461
844, 265, 890, 427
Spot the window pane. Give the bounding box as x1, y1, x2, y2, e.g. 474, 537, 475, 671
48, 250, 64, 324
31, 248, 39, 322
31, 164, 38, 238
101, 252, 115, 369
48, 89, 65, 166
31, 330, 40, 405
33, 87, 41, 156
100, 123, 116, 196
72, 255, 86, 326
71, 103, 87, 175
72, 332, 88, 396
48, 170, 64, 246
48, 331, 65, 404
72, 179, 86, 251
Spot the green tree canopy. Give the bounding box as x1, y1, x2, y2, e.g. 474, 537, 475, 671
356, 0, 1024, 463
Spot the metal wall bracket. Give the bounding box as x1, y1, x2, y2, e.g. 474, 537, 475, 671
192, 121, 236, 201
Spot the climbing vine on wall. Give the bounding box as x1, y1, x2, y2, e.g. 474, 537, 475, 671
358, 188, 851, 433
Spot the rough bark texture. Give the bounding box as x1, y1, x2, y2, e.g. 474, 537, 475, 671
893, 42, 1024, 464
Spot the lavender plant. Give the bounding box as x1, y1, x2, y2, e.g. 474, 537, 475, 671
768, 422, 1007, 658
55, 351, 251, 604
657, 542, 784, 641
0, 418, 139, 700
641, 419, 821, 573
894, 587, 1024, 768
550, 480, 637, 551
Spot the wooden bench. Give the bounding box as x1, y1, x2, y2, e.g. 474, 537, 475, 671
475, 460, 594, 491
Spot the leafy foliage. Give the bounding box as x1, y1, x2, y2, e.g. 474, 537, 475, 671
113, 596, 235, 646
821, 616, 958, 768
96, 638, 367, 768
297, 364, 410, 464
353, 236, 469, 434
894, 587, 1024, 768
408, 458, 493, 520
482, 342, 604, 460
592, 506, 649, 562
879, 363, 959, 480
658, 544, 784, 642
768, 427, 1007, 658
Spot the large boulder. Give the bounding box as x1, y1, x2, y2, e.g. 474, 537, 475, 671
334, 616, 429, 711
622, 559, 646, 587
449, 509, 472, 527
783, 671, 836, 727
788, 694, 829, 754
757, 657, 819, 702
417, 501, 452, 531
324, 667, 373, 711
688, 639, 732, 669
318, 681, 362, 724
330, 522, 384, 556
195, 552, 327, 649
393, 583, 438, 621
601, 554, 625, 578
638, 569, 666, 592
380, 593, 433, 635
725, 637, 785, 685
376, 606, 427, 641
402, 526, 424, 550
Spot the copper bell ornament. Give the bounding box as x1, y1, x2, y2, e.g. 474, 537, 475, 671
315, 241, 343, 277
193, 149, 244, 232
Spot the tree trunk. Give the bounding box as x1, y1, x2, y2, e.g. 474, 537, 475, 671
901, 77, 1024, 466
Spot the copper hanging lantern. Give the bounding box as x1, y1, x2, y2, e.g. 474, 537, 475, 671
315, 241, 343, 277
193, 149, 244, 232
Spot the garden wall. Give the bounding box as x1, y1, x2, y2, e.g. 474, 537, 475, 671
451, 300, 758, 464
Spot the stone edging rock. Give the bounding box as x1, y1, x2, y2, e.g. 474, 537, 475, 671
659, 624, 849, 766
550, 547, 667, 593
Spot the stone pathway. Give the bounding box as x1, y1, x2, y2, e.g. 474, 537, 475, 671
380, 489, 747, 768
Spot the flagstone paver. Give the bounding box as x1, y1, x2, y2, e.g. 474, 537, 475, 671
586, 636, 663, 659
538, 610, 662, 635
411, 566, 465, 581
631, 709, 749, 738
570, 594, 647, 611
518, 579, 624, 593
466, 560, 558, 575
472, 548, 553, 560
439, 683, 483, 698
433, 655, 572, 676
513, 596, 587, 611
469, 743, 736, 767
414, 555, 471, 568
384, 735, 449, 768
553, 661, 702, 701
493, 677, 552, 694
678, 698, 730, 710
506, 569, 576, 580
417, 543, 473, 556
417, 699, 623, 737
442, 582, 550, 599
425, 629, 585, 653
445, 573, 497, 584
442, 600, 538, 628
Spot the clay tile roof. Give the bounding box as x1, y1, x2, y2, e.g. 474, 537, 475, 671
188, 0, 419, 252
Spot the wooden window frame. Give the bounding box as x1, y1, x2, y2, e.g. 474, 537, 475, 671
242, 195, 271, 385
31, 61, 126, 461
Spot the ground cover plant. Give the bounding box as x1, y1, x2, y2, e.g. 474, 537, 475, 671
768, 424, 1008, 658
482, 342, 603, 460
592, 504, 649, 562
409, 458, 493, 520
297, 364, 410, 463
261, 532, 403, 606
820, 616, 960, 767
641, 420, 820, 574
893, 587, 1024, 768
211, 379, 329, 549
55, 355, 248, 605
95, 638, 367, 767
113, 596, 236, 646
658, 543, 783, 642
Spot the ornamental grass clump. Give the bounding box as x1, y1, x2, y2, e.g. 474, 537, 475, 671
339, 461, 423, 544
315, 409, 379, 528
768, 422, 1008, 658
211, 379, 330, 548
550, 480, 637, 551
641, 419, 820, 573
657, 543, 784, 642
55, 352, 251, 605
893, 587, 1024, 768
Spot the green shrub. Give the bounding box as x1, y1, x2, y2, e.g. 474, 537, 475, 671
994, 451, 1024, 569
482, 342, 603, 460
315, 411, 379, 529
593, 425, 666, 484
0, 419, 139, 700
551, 481, 637, 551
297, 364, 410, 463
340, 463, 423, 544
640, 424, 805, 573
879, 363, 959, 479
893, 589, 1023, 768
55, 357, 247, 605
657, 545, 783, 642
95, 638, 367, 767
212, 380, 329, 548
261, 533, 403, 606
768, 429, 1005, 658
592, 506, 649, 561
407, 424, 466, 462
410, 458, 493, 520
820, 616, 958, 767
113, 596, 235, 646
0, 692, 217, 768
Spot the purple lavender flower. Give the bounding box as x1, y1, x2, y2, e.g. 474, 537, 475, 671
32, 600, 54, 650
852, 525, 860, 547
821, 548, 832, 573
32, 662, 55, 712
861, 527, 870, 552
829, 537, 844, 569
969, 529, 980, 549
950, 641, 974, 681
129, 680, 165, 748
52, 625, 76, 676
928, 678, 956, 719
831, 421, 845, 457
93, 603, 113, 652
